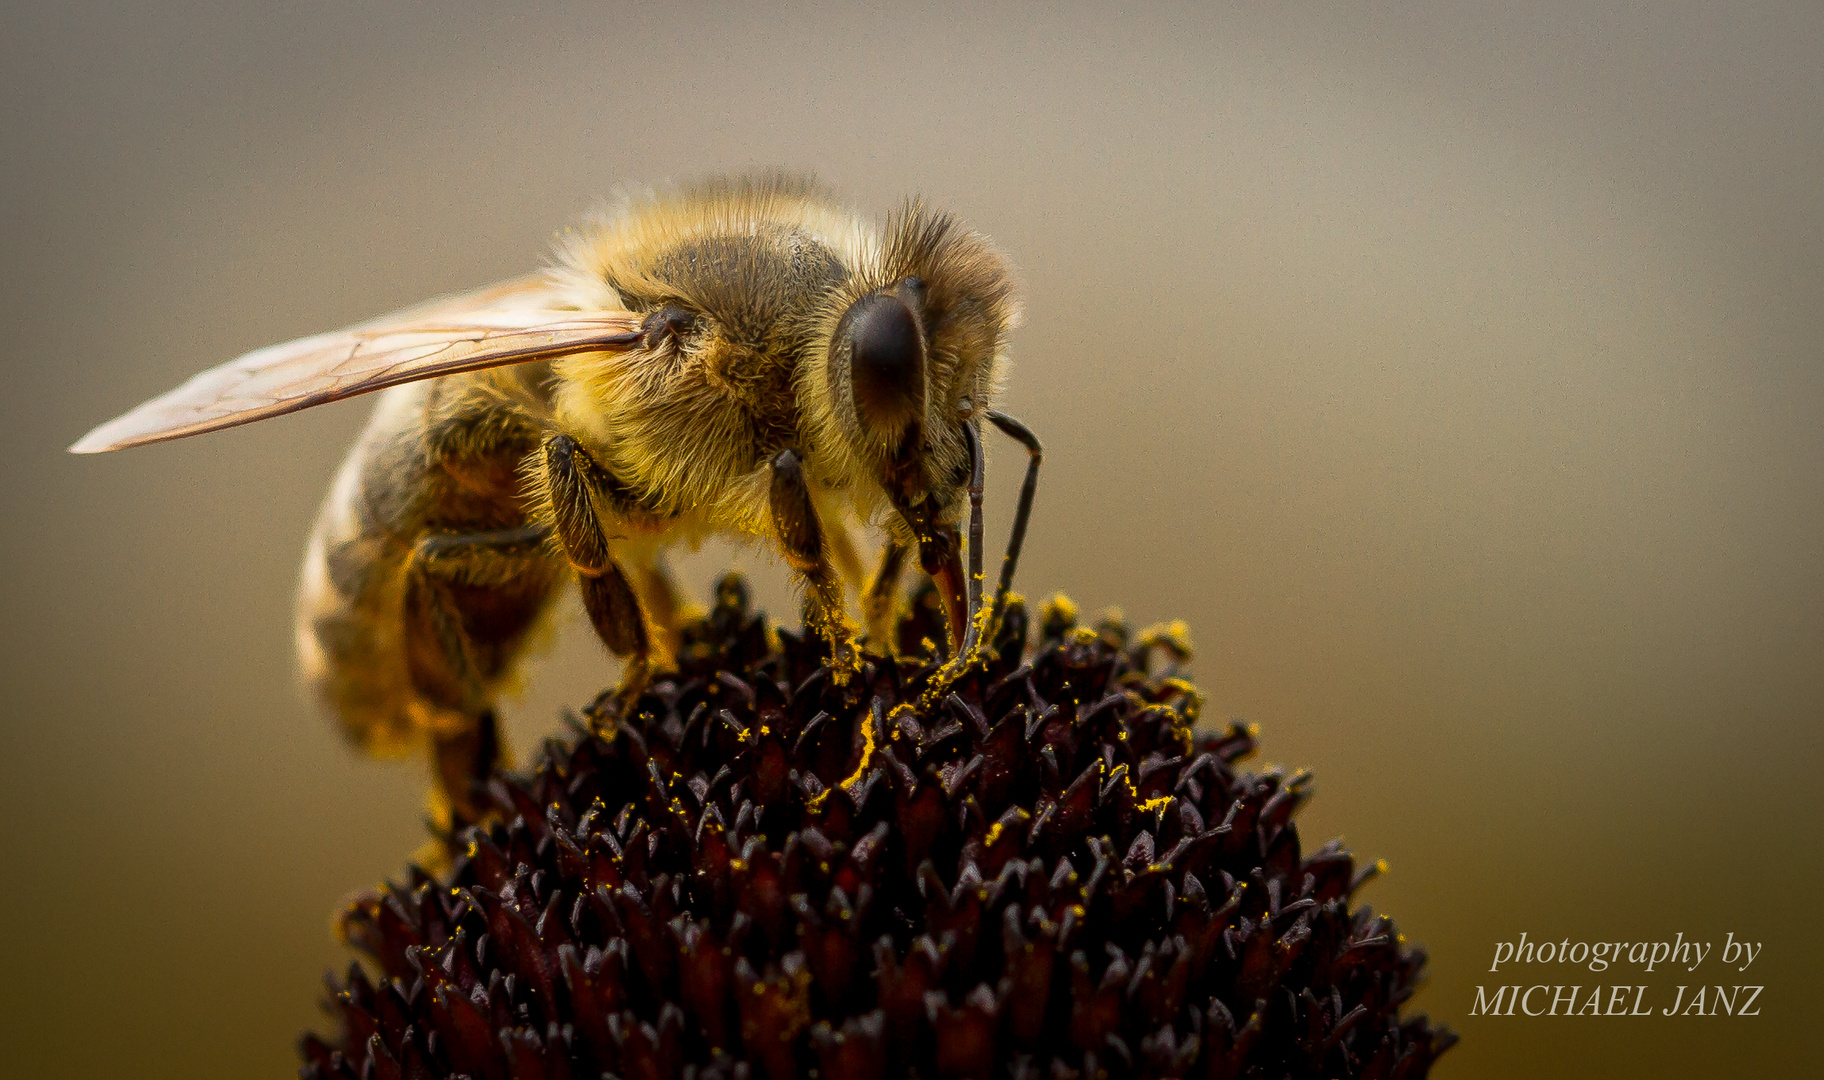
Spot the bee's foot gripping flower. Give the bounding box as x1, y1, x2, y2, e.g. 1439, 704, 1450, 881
303, 574, 1456, 1080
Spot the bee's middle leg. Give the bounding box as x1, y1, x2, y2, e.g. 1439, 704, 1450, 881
542, 435, 654, 725
403, 523, 558, 825
627, 551, 687, 672
769, 448, 861, 682
862, 538, 909, 653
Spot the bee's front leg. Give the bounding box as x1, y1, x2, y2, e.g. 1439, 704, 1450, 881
769, 448, 862, 683
542, 434, 654, 727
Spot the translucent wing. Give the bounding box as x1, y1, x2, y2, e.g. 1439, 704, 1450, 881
70, 274, 644, 453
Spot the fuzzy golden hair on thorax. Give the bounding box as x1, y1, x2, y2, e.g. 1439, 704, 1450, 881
547, 173, 874, 321
538, 174, 879, 527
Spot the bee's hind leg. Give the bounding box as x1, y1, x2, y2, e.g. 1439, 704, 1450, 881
426, 709, 502, 839
542, 435, 655, 728
769, 448, 862, 683
403, 523, 559, 827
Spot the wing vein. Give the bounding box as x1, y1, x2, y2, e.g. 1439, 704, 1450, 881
71, 281, 643, 453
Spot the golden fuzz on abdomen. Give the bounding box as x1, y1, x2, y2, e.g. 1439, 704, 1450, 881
294, 385, 433, 757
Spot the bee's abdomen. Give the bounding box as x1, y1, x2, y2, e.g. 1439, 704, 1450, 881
295, 385, 433, 757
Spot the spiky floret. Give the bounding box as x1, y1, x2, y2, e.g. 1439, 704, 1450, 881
303, 576, 1455, 1080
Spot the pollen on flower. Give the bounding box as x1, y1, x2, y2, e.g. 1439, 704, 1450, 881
302, 572, 1455, 1080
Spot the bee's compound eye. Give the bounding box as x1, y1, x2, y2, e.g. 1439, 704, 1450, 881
844, 293, 926, 433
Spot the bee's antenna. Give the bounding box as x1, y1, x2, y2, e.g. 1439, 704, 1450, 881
985, 410, 1042, 636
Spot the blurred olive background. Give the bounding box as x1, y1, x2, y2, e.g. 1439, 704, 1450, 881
3, 2, 1819, 1076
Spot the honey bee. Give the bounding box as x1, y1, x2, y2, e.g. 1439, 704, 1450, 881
71, 174, 1043, 822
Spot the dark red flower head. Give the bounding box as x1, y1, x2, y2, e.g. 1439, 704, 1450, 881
302, 576, 1455, 1080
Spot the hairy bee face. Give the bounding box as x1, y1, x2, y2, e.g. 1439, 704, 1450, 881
821, 204, 1020, 577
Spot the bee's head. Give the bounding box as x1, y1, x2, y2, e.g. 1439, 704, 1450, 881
816, 203, 1020, 641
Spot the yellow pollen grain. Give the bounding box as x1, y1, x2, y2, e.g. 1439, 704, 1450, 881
832, 710, 884, 794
